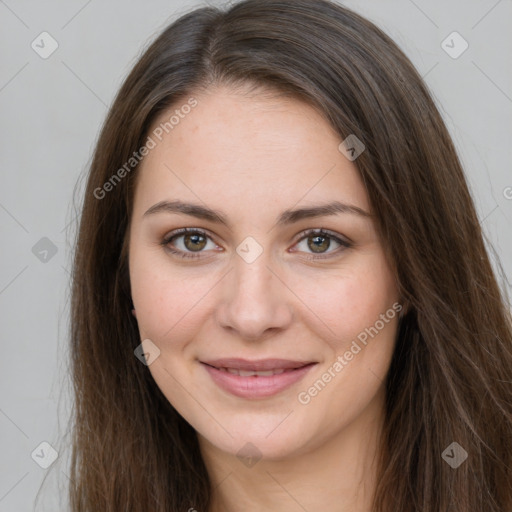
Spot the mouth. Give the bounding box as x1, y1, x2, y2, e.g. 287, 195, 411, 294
201, 358, 315, 372
200, 358, 317, 399
205, 366, 301, 376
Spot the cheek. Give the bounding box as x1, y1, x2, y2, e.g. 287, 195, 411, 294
293, 266, 399, 432
129, 251, 216, 343
285, 257, 398, 350
315, 263, 399, 398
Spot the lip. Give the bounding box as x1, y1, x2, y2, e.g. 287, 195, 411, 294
201, 358, 314, 371
200, 359, 317, 399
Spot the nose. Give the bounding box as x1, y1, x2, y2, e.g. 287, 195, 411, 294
215, 251, 294, 341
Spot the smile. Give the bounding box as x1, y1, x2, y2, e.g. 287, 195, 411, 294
200, 359, 317, 399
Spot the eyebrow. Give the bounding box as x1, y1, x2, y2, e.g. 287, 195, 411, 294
143, 201, 372, 228
143, 200, 372, 228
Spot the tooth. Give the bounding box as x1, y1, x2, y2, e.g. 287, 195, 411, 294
236, 369, 286, 376
219, 367, 293, 376
238, 369, 256, 376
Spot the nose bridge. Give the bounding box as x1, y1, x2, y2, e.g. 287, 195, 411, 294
234, 247, 274, 299
216, 244, 293, 340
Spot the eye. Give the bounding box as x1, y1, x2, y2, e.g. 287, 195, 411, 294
161, 227, 352, 260
161, 228, 219, 259
291, 228, 352, 260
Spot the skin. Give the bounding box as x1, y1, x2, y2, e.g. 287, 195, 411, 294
128, 84, 401, 512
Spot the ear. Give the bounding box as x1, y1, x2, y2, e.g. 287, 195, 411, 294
131, 309, 137, 318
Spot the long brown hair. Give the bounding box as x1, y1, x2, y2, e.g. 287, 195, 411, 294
65, 0, 512, 510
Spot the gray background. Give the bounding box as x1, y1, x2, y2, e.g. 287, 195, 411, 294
1, 0, 511, 510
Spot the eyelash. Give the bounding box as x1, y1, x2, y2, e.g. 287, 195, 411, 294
160, 227, 352, 261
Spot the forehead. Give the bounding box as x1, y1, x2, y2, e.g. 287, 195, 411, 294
133, 86, 370, 219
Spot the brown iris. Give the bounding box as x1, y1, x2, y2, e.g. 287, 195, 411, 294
183, 233, 207, 252
308, 234, 330, 253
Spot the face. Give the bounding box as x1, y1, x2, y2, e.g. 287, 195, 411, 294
128, 85, 401, 461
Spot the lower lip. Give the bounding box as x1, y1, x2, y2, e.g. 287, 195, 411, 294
201, 362, 317, 399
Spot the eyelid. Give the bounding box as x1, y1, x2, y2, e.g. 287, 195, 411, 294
288, 228, 352, 260
291, 227, 352, 246
162, 227, 215, 243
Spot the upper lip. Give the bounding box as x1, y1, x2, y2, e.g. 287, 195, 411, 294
201, 358, 316, 371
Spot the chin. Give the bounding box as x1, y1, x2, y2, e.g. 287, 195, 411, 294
196, 413, 319, 463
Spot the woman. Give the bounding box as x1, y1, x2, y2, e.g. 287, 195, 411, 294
67, 0, 512, 510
